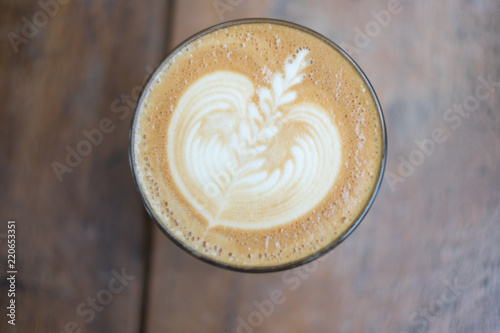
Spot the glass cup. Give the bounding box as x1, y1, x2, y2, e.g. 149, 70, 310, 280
129, 18, 387, 272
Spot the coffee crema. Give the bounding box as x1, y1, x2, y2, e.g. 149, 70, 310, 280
131, 20, 385, 270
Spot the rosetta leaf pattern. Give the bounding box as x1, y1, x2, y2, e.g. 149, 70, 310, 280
215, 49, 312, 212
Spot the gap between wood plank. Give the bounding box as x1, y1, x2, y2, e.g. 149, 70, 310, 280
138, 1, 177, 332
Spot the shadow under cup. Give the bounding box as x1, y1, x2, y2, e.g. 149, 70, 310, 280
129, 18, 387, 273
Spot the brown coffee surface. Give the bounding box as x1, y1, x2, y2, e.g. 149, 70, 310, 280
131, 22, 384, 268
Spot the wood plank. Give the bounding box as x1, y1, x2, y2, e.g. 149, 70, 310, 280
0, 1, 170, 332
144, 1, 500, 332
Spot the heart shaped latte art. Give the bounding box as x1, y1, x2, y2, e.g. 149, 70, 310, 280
168, 50, 341, 230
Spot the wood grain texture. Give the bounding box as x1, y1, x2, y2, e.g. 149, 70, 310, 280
0, 0, 169, 332
143, 1, 500, 333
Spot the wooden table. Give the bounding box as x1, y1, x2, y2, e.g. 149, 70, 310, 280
1, 1, 499, 332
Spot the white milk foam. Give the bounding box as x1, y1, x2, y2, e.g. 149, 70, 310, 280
168, 49, 341, 229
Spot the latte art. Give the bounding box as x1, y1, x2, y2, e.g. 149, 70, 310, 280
168, 49, 341, 229
130, 21, 385, 270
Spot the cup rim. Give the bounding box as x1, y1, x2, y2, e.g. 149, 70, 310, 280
128, 18, 387, 273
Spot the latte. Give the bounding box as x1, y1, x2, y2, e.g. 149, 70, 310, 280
130, 20, 385, 270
